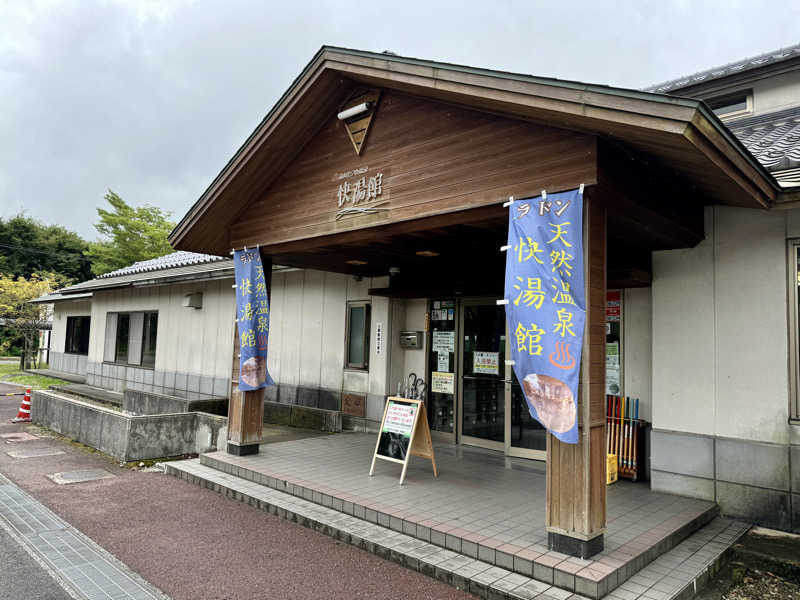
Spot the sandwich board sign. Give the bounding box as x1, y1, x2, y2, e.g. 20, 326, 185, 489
369, 397, 438, 485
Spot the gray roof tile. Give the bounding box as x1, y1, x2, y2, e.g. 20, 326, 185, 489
644, 42, 800, 93
729, 106, 800, 173
98, 251, 226, 278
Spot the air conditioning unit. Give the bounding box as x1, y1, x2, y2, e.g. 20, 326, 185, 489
183, 292, 203, 309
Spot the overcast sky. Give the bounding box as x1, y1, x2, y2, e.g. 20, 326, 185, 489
2, 0, 799, 241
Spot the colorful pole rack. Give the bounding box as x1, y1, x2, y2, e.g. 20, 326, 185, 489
605, 395, 645, 482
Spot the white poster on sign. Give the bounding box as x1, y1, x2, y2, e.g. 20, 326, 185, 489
382, 400, 417, 436
432, 330, 455, 354
473, 351, 499, 375
431, 371, 455, 394
437, 352, 449, 372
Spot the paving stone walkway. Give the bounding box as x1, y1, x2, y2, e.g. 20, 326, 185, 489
0, 472, 168, 600
200, 433, 721, 597
167, 458, 751, 600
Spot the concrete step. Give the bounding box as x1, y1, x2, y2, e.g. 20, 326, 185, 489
49, 383, 123, 407
199, 450, 720, 598
165, 459, 749, 600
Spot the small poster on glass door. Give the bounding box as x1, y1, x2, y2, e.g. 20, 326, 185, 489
473, 351, 499, 375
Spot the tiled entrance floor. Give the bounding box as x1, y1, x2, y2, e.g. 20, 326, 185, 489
200, 433, 722, 597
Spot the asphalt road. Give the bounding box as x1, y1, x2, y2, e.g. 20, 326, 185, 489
0, 526, 73, 600
0, 388, 475, 600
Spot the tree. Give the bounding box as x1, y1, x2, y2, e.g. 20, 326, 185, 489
84, 190, 176, 276
0, 214, 92, 283
0, 272, 69, 368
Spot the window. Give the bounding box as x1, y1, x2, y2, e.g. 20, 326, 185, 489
65, 316, 90, 355
345, 302, 370, 369
105, 311, 158, 367
706, 91, 751, 119
789, 242, 800, 421
115, 314, 130, 363
142, 312, 158, 368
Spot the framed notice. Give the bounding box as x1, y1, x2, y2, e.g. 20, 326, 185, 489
473, 351, 499, 375
369, 397, 438, 485
430, 371, 455, 394
432, 330, 454, 354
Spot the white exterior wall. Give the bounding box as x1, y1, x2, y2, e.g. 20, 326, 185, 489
750, 69, 800, 116
652, 206, 791, 444
622, 288, 652, 423
88, 279, 235, 380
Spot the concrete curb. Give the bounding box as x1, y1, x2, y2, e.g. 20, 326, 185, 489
166, 459, 750, 600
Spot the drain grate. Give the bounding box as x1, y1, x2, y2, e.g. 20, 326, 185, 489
7, 448, 66, 459
46, 470, 116, 485
0, 432, 39, 443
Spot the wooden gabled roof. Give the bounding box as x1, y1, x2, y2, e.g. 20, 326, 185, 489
170, 46, 781, 256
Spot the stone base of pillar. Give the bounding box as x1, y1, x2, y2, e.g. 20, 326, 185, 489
226, 442, 259, 456
548, 531, 604, 559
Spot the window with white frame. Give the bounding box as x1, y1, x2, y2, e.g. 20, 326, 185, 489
345, 301, 370, 370
103, 311, 158, 367
65, 316, 90, 355
788, 241, 800, 421
705, 90, 751, 120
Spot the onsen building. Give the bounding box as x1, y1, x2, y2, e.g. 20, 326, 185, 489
160, 45, 798, 597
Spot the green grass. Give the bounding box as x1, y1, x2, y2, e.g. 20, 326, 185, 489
0, 363, 64, 389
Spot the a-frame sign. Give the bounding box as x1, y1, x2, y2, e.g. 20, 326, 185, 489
369, 397, 438, 485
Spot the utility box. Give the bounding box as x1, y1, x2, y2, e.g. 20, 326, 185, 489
183, 292, 203, 309
399, 331, 423, 349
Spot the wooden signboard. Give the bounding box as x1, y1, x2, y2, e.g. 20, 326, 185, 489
369, 397, 438, 485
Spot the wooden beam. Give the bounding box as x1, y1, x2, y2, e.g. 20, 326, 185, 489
546, 190, 607, 558
226, 253, 272, 456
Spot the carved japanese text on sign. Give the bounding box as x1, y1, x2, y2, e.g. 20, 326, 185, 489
335, 169, 387, 221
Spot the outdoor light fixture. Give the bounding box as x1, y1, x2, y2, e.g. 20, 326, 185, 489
337, 102, 371, 121
415, 250, 440, 257
346, 259, 368, 265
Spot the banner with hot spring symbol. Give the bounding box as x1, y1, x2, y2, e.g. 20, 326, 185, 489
234, 248, 275, 391
504, 188, 585, 444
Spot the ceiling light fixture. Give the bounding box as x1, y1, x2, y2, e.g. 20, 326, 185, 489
337, 102, 371, 121
415, 250, 440, 257
345, 259, 368, 265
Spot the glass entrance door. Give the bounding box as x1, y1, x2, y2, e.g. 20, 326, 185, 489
459, 301, 506, 451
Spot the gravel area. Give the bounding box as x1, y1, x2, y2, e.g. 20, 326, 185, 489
0, 390, 475, 600
722, 568, 800, 599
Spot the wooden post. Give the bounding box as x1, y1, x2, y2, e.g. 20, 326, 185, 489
545, 191, 607, 558
226, 253, 271, 456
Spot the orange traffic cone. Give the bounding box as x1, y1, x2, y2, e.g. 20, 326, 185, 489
11, 389, 32, 423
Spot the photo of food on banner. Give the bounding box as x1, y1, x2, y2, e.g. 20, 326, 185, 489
503, 188, 584, 444
234, 248, 275, 391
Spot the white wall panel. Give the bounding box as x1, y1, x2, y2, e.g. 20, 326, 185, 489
299, 270, 324, 389
652, 207, 716, 435
623, 288, 652, 422
713, 206, 789, 444
320, 272, 347, 390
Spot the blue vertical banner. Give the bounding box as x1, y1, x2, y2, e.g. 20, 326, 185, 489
234, 249, 275, 391
504, 188, 584, 444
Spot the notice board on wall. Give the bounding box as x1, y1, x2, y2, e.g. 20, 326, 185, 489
369, 397, 438, 485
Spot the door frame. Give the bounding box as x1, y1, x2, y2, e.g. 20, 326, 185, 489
457, 297, 507, 453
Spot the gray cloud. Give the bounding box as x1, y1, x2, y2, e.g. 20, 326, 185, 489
1, 0, 798, 240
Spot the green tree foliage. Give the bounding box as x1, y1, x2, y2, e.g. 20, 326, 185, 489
85, 190, 175, 276
0, 215, 92, 282
0, 272, 70, 366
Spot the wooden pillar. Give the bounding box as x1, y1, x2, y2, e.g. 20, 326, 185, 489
226, 253, 271, 456
545, 191, 607, 558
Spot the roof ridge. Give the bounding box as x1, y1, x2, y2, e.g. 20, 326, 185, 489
97, 251, 228, 279
643, 42, 800, 93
